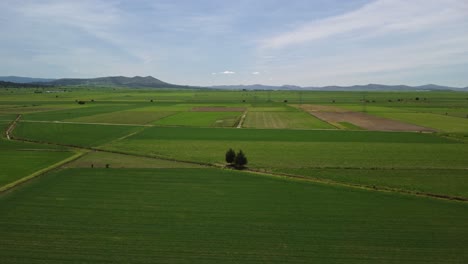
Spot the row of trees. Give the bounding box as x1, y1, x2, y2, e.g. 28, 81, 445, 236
225, 148, 247, 169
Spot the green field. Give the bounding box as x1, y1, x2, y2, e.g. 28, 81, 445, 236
154, 111, 242, 127
277, 168, 468, 198
0, 168, 467, 263
67, 151, 203, 169
1, 88, 467, 263
243, 111, 334, 129
0, 139, 73, 188
13, 122, 142, 147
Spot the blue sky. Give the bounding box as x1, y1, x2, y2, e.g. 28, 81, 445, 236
1, 0, 467, 87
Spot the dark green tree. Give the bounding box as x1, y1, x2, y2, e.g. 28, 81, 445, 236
234, 150, 247, 169
225, 148, 236, 164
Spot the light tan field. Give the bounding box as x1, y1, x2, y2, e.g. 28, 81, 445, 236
299, 104, 435, 132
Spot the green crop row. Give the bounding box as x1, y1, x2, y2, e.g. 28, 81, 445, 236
0, 168, 466, 263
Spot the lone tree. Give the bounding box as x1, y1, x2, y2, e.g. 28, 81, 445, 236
234, 150, 248, 169
225, 148, 236, 164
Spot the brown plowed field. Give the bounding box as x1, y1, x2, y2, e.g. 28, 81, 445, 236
299, 104, 435, 132
191, 107, 246, 112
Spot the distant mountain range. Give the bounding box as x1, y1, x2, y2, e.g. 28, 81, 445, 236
0, 75, 467, 91
0, 76, 55, 83
0, 75, 187, 89
211, 84, 468, 91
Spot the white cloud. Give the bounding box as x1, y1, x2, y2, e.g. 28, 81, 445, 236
259, 0, 468, 50
252, 72, 260, 75
221, 71, 235, 74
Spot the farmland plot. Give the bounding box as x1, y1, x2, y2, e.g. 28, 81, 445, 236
66, 110, 176, 125
0, 139, 73, 188
153, 111, 242, 127
103, 127, 467, 196
277, 168, 468, 198
243, 111, 334, 129
13, 122, 142, 147
299, 104, 434, 131
0, 168, 466, 263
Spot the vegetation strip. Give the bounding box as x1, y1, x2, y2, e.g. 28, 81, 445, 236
9, 132, 468, 202
0, 151, 84, 193
245, 169, 468, 202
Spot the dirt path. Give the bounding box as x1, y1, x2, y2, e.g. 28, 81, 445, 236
5, 114, 22, 140
237, 111, 248, 128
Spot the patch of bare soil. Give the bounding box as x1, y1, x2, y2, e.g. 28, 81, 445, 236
299, 104, 435, 132
192, 107, 246, 112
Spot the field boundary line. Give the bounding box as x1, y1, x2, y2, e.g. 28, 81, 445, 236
0, 151, 86, 194
5, 114, 22, 140
236, 110, 248, 128
244, 168, 468, 202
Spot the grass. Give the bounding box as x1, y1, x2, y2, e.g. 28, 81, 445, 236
243, 111, 334, 129
66, 151, 203, 169
22, 103, 140, 121
338, 105, 468, 132
154, 111, 242, 127
13, 122, 142, 147
105, 139, 468, 170
276, 168, 468, 198
0, 168, 467, 263
126, 126, 453, 143
0, 139, 73, 188
374, 112, 468, 132
66, 110, 176, 124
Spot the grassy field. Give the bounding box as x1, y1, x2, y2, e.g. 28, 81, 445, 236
102, 127, 467, 197
22, 103, 140, 121
13, 122, 142, 147
338, 104, 468, 132
67, 110, 176, 124
66, 151, 203, 169
243, 111, 334, 129
0, 168, 467, 263
276, 168, 468, 198
0, 139, 73, 188
1, 88, 467, 263
154, 111, 242, 127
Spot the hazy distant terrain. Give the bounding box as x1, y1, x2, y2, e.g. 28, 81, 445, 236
1, 75, 467, 91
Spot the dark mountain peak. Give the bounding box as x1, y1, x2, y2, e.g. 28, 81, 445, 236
43, 75, 181, 88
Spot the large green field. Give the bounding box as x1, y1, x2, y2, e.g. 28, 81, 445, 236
1, 88, 467, 263
13, 121, 143, 147
1, 168, 467, 263
0, 139, 74, 188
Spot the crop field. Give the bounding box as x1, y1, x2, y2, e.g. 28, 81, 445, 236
13, 122, 142, 147
243, 111, 334, 129
1, 88, 467, 263
154, 111, 242, 127
337, 105, 468, 132
66, 151, 203, 169
22, 103, 140, 121
277, 168, 468, 198
66, 109, 176, 124
0, 168, 467, 263
0, 139, 73, 188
